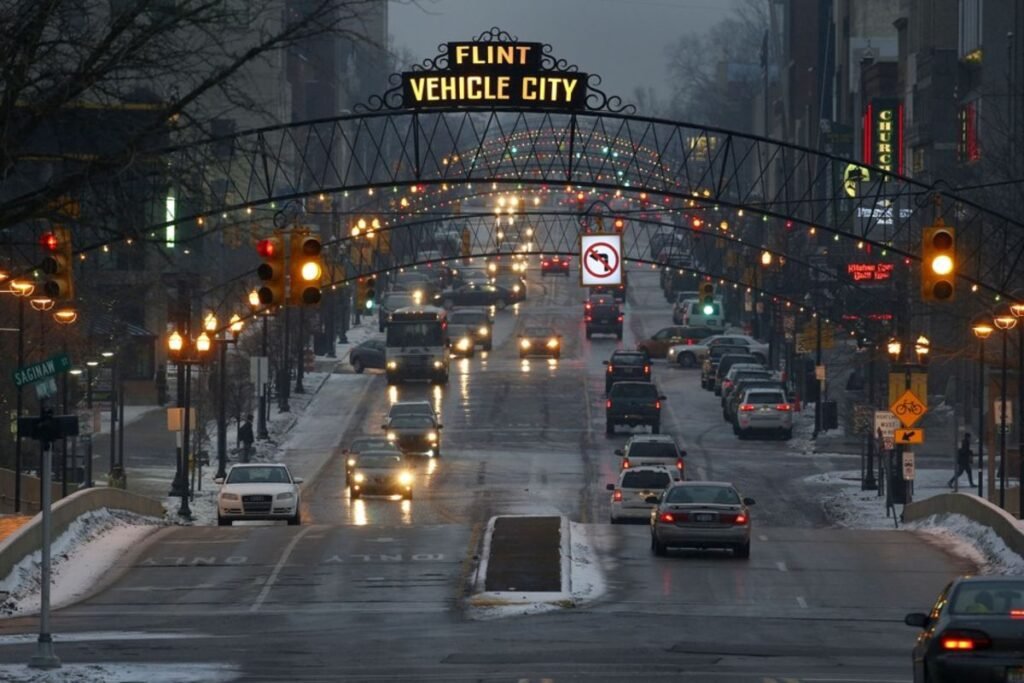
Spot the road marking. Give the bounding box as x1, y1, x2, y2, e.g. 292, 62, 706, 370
164, 539, 238, 545
118, 584, 216, 592
758, 534, 768, 542
775, 561, 787, 572
250, 526, 313, 612
796, 596, 807, 609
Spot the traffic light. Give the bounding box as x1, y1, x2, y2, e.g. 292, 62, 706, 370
699, 281, 715, 315
289, 231, 323, 305
40, 227, 74, 301
921, 223, 955, 301
256, 233, 286, 306
364, 275, 377, 310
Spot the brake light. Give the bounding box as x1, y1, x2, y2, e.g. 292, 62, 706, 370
940, 630, 991, 651
734, 514, 747, 525
684, 338, 694, 344
643, 365, 650, 374
739, 404, 755, 412
776, 404, 792, 411
606, 399, 612, 409
543, 261, 549, 266
585, 303, 592, 310
621, 458, 630, 469
1013, 609, 1024, 619
658, 512, 675, 523
676, 459, 684, 470
655, 400, 661, 410
612, 489, 622, 501
617, 315, 624, 321
585, 316, 592, 322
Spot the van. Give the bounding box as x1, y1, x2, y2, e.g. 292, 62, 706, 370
683, 300, 726, 330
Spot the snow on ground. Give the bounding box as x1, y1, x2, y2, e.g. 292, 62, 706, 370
0, 662, 239, 682
909, 514, 1024, 574
0, 510, 161, 617
91, 406, 156, 437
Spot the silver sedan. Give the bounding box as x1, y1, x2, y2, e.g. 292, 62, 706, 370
649, 481, 755, 558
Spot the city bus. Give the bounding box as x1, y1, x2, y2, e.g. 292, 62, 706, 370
385, 306, 449, 385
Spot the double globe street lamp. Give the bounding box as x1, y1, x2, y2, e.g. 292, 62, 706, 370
993, 308, 1018, 508
203, 313, 244, 480
167, 330, 212, 518
972, 319, 995, 499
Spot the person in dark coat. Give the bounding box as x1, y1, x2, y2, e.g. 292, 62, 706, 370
948, 433, 975, 488
238, 414, 255, 463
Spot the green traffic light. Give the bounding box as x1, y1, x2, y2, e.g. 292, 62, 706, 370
702, 304, 714, 315
365, 299, 375, 310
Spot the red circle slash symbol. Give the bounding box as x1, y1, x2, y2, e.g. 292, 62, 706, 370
583, 242, 619, 279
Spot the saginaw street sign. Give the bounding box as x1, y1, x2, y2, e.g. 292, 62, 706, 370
403, 41, 588, 110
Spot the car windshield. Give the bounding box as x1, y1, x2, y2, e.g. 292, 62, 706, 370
665, 485, 740, 505
389, 404, 433, 418
390, 415, 435, 429
524, 327, 554, 337
348, 438, 393, 452
610, 384, 658, 398
621, 470, 672, 489
384, 294, 415, 308
449, 312, 488, 325
357, 455, 403, 469
949, 581, 1024, 614
612, 354, 646, 366
745, 392, 786, 404
394, 273, 429, 285
226, 466, 291, 484
627, 442, 678, 458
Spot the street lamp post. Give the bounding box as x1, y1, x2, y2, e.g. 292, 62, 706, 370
84, 360, 98, 488
53, 307, 76, 498
206, 313, 243, 481
167, 330, 212, 518
1011, 299, 1024, 518
248, 290, 270, 440
100, 351, 117, 479
994, 310, 1017, 508
10, 279, 34, 513
973, 320, 994, 499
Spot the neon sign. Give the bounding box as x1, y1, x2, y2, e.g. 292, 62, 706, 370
862, 98, 904, 176
847, 263, 894, 282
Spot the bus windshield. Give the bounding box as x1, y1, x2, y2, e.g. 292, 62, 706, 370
387, 322, 445, 347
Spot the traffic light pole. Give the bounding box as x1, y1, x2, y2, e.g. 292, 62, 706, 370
28, 402, 60, 670
295, 306, 305, 394
15, 297, 24, 513
279, 308, 291, 412
257, 314, 269, 440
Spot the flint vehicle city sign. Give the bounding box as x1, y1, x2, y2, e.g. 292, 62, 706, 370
402, 41, 588, 110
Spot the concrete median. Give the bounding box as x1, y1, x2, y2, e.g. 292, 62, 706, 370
903, 492, 1024, 559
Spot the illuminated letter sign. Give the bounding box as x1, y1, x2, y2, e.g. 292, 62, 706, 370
863, 98, 903, 177
846, 263, 894, 283
402, 41, 588, 110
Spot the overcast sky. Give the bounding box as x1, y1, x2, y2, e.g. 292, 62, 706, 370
388, 0, 739, 106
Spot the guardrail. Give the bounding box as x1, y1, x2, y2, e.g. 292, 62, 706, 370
903, 492, 1024, 558
0, 487, 164, 583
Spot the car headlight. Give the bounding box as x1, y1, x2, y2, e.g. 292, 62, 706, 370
220, 492, 240, 501
488, 263, 496, 272
520, 339, 531, 349
456, 337, 472, 351
433, 360, 443, 368
547, 338, 559, 348
276, 492, 295, 500
412, 290, 424, 303
513, 285, 521, 292
386, 431, 397, 441
398, 471, 414, 486
387, 361, 398, 370
478, 326, 488, 336
427, 431, 438, 441
353, 473, 365, 483
346, 458, 356, 467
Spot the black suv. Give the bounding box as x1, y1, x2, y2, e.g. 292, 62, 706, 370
603, 351, 651, 394
585, 295, 623, 339
592, 273, 627, 302
606, 381, 666, 435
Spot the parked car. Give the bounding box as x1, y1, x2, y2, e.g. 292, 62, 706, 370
667, 333, 769, 368
701, 344, 751, 390
719, 365, 772, 408
616, 434, 687, 478
649, 481, 755, 558
606, 381, 665, 435
734, 387, 793, 440
585, 295, 623, 339
348, 339, 386, 374
216, 463, 303, 526
540, 255, 572, 276
724, 379, 788, 424
904, 575, 1024, 683
713, 353, 761, 395
635, 326, 712, 359
607, 466, 675, 524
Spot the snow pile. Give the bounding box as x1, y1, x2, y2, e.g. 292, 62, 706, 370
0, 510, 160, 616
0, 662, 238, 682
810, 467, 952, 530
909, 513, 1024, 574
567, 521, 606, 604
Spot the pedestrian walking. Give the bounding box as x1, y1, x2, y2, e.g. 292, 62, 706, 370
948, 433, 975, 488
238, 414, 255, 463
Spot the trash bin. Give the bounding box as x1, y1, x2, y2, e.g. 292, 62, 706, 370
821, 401, 839, 430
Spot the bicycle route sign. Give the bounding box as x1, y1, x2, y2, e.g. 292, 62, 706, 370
890, 389, 927, 428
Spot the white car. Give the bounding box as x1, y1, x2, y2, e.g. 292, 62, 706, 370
667, 334, 770, 368
216, 463, 303, 526
734, 387, 793, 440
606, 466, 676, 523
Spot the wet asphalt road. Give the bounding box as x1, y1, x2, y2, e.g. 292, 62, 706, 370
0, 265, 972, 682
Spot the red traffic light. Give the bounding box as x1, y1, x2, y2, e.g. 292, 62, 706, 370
41, 232, 59, 251
257, 239, 276, 258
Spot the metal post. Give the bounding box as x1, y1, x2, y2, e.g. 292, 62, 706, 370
117, 374, 125, 471
1018, 324, 1023, 519
108, 357, 116, 477
1000, 330, 1010, 508
813, 313, 823, 438
28, 420, 59, 670
979, 340, 986, 498
295, 305, 305, 394
215, 340, 228, 480
84, 366, 93, 488
179, 362, 192, 518
280, 307, 291, 412
257, 313, 269, 439
863, 346, 877, 489
60, 341, 68, 499
15, 297, 24, 512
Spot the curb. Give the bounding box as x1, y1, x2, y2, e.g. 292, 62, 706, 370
469, 514, 572, 607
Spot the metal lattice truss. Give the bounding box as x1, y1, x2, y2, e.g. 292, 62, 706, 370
159, 108, 1024, 297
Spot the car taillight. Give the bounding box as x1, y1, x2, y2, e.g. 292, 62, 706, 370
606, 399, 612, 409
734, 513, 747, 525
543, 261, 549, 266
585, 303, 592, 310
739, 404, 755, 412
658, 512, 675, 523
643, 365, 650, 374
776, 403, 792, 411
655, 400, 661, 410
684, 338, 694, 344
676, 459, 684, 470
939, 630, 992, 651
617, 315, 624, 321
621, 458, 630, 469
1013, 609, 1024, 619
612, 490, 622, 501
585, 316, 592, 322
607, 365, 614, 373
723, 380, 732, 389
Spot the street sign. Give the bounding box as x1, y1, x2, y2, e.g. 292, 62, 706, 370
166, 407, 197, 432
875, 411, 900, 450
34, 377, 58, 400
250, 356, 269, 388
579, 233, 622, 286
890, 389, 927, 428
994, 399, 1014, 426
895, 427, 924, 445
888, 371, 928, 412
12, 353, 72, 388
815, 365, 826, 381
902, 451, 915, 480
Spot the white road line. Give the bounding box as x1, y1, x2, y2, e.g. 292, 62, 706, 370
164, 539, 238, 545
250, 526, 314, 612
796, 596, 807, 609
758, 534, 769, 542
775, 561, 788, 572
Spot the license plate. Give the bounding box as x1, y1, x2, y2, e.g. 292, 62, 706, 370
694, 513, 715, 522
1008, 668, 1024, 683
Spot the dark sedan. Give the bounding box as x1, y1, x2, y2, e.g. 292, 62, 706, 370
518, 326, 562, 359
440, 283, 513, 310
348, 339, 385, 373
342, 437, 402, 485
541, 255, 571, 275
906, 575, 1024, 683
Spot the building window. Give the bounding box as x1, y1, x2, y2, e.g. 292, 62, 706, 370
959, 0, 984, 62
958, 100, 981, 162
